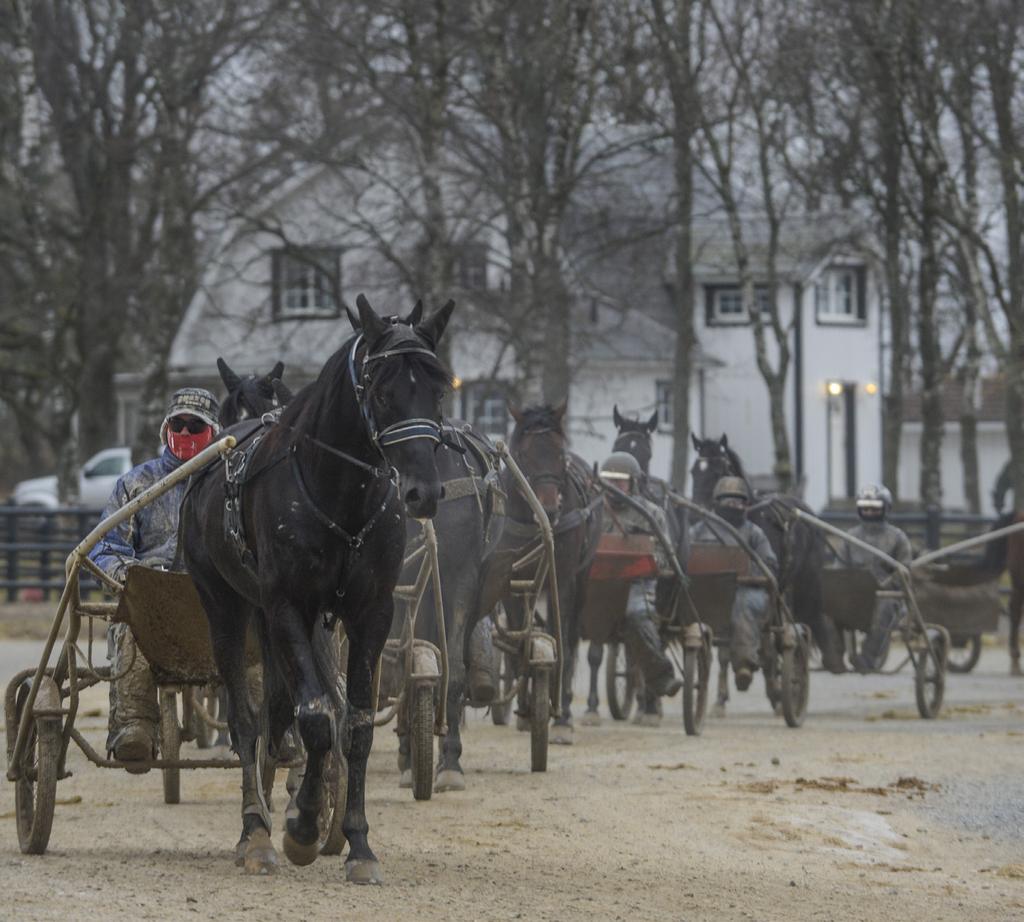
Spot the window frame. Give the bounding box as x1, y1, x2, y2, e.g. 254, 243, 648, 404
460, 381, 509, 438
814, 265, 867, 326
454, 241, 489, 291
655, 380, 674, 433
704, 284, 772, 327
271, 247, 342, 321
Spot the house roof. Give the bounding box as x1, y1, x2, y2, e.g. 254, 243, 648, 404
689, 211, 874, 283
902, 375, 1006, 423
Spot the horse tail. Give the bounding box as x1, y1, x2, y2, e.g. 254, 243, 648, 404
312, 620, 346, 719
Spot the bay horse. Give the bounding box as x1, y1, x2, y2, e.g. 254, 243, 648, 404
181, 295, 455, 881
689, 434, 843, 712
980, 512, 1024, 676
502, 403, 602, 743
216, 355, 508, 794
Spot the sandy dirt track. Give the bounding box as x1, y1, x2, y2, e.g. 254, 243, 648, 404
1, 643, 1023, 922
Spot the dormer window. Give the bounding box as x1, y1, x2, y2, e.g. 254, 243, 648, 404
705, 285, 771, 326
271, 247, 341, 319
454, 242, 489, 290
815, 266, 865, 324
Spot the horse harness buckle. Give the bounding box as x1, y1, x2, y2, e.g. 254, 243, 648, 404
224, 432, 266, 577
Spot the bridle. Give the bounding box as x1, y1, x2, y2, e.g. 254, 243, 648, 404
613, 427, 652, 469
349, 329, 444, 456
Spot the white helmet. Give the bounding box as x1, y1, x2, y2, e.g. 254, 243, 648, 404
855, 484, 892, 521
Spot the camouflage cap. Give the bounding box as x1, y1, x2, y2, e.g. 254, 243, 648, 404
165, 387, 220, 429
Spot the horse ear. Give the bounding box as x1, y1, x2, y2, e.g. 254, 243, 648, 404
647, 409, 658, 432
356, 293, 387, 342
407, 299, 424, 326
719, 433, 729, 450
217, 357, 242, 392
508, 403, 525, 425
613, 404, 624, 429
272, 378, 293, 404
691, 431, 701, 452
270, 361, 285, 381
345, 303, 361, 331
419, 298, 455, 347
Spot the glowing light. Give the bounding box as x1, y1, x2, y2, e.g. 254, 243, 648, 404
826, 380, 843, 397
864, 381, 879, 396
452, 376, 462, 390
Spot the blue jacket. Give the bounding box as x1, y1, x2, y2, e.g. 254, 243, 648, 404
88, 448, 186, 581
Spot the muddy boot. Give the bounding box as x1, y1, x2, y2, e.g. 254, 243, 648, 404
467, 616, 498, 704
108, 623, 158, 773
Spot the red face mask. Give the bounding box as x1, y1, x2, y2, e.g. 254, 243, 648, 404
166, 424, 214, 460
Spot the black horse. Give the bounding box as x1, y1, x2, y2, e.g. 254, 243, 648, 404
689, 434, 843, 709
216, 355, 507, 794
583, 406, 688, 722
181, 295, 455, 881
501, 403, 602, 742
217, 358, 293, 425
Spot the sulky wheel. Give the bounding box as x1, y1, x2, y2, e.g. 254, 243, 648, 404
915, 626, 948, 719
946, 634, 982, 675
530, 668, 550, 773
409, 684, 434, 801
318, 749, 348, 855
682, 632, 712, 737
780, 630, 810, 729
491, 652, 516, 726
189, 686, 220, 749
13, 677, 60, 855
605, 642, 636, 722
160, 690, 181, 804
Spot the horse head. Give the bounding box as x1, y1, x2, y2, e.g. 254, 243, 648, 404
611, 404, 658, 475
217, 357, 291, 426
349, 294, 455, 519
508, 401, 569, 521
689, 432, 738, 507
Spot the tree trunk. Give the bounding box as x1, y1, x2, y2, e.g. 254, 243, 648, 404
917, 163, 943, 508
537, 246, 571, 405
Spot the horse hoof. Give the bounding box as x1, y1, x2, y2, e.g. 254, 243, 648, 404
515, 716, 530, 733
550, 724, 574, 745
282, 830, 319, 867
637, 714, 661, 728
1011, 660, 1022, 677
711, 703, 726, 719
399, 769, 413, 789
243, 829, 279, 875
579, 710, 601, 727
435, 769, 466, 793
345, 858, 384, 885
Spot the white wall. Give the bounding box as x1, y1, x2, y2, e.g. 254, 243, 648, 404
899, 422, 1008, 515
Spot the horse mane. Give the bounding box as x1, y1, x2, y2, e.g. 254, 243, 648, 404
517, 404, 567, 435
723, 443, 747, 480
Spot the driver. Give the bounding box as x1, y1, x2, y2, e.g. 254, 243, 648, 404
839, 484, 912, 672
88, 387, 220, 766
687, 476, 778, 691
599, 452, 682, 727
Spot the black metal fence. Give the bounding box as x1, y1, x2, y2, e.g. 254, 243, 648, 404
0, 506, 102, 601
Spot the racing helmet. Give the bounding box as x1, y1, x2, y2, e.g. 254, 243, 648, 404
600, 451, 643, 495
855, 484, 892, 522
712, 476, 750, 506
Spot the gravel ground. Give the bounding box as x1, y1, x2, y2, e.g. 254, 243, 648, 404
0, 639, 1022, 922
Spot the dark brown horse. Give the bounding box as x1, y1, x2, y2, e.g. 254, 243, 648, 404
502, 403, 602, 742
982, 512, 1024, 675
181, 295, 455, 881
689, 434, 844, 708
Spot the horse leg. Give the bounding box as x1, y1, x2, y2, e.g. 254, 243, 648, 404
1010, 582, 1023, 677
196, 583, 276, 873
712, 646, 729, 718
340, 607, 391, 884
581, 641, 603, 726
551, 577, 578, 745
261, 600, 334, 869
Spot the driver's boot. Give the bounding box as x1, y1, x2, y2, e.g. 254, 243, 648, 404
107, 624, 158, 772
467, 616, 498, 704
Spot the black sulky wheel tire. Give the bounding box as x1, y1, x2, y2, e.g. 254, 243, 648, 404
780, 637, 810, 729
491, 653, 515, 726
915, 628, 948, 719
946, 634, 982, 675
13, 678, 60, 855
605, 643, 636, 722
160, 690, 181, 805
530, 669, 550, 773
410, 684, 434, 801
318, 749, 348, 855
682, 638, 712, 737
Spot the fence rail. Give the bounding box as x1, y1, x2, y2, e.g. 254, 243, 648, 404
0, 506, 102, 601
